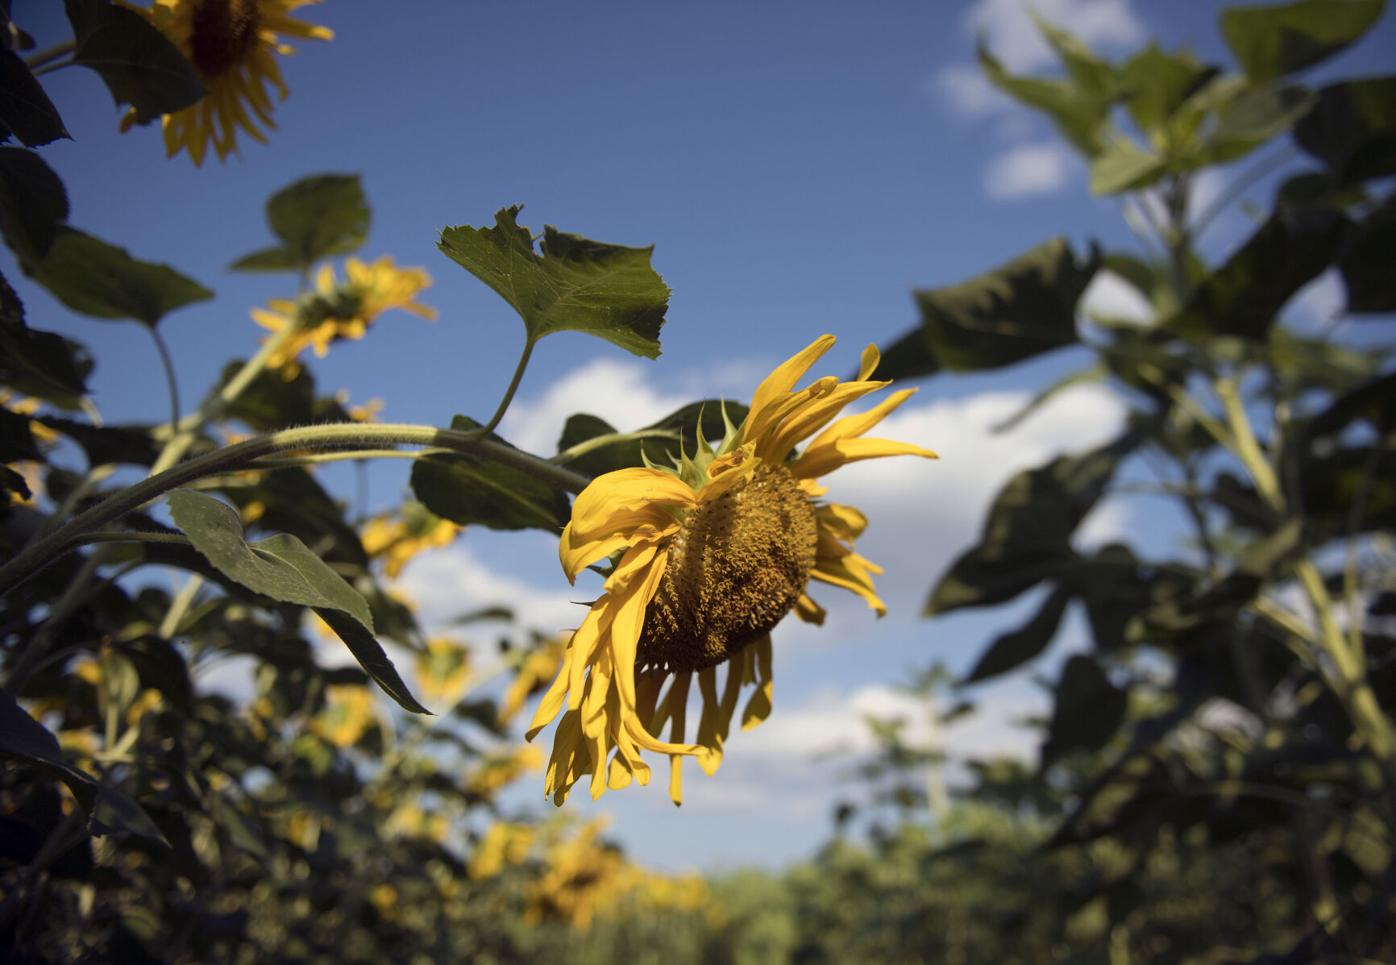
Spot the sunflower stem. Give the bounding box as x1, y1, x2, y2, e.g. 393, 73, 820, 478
24, 40, 75, 71
0, 423, 590, 596
148, 325, 182, 433
479, 336, 536, 437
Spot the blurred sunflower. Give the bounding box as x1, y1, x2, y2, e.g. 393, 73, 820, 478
498, 636, 567, 726
526, 335, 937, 805
414, 636, 472, 706
124, 0, 333, 165
361, 500, 459, 580
251, 256, 436, 377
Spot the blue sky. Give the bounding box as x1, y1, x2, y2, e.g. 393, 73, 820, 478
14, 0, 1395, 871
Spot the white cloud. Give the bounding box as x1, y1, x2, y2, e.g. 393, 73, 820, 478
1080, 269, 1152, 324
395, 542, 587, 638
935, 63, 1013, 117
983, 141, 1076, 199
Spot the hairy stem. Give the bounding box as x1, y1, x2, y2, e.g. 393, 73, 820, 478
0, 423, 589, 596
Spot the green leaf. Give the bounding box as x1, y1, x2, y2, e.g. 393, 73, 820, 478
1339, 191, 1396, 313
1042, 655, 1127, 765
1090, 136, 1167, 195
167, 489, 372, 629
977, 44, 1110, 155
39, 417, 162, 467
1119, 44, 1219, 136
315, 608, 430, 715
438, 206, 670, 358
225, 468, 368, 567
411, 414, 571, 532
1204, 83, 1314, 164
1220, 0, 1385, 81
232, 173, 370, 271
218, 359, 317, 430
36, 228, 213, 327
0, 148, 68, 269
554, 399, 751, 478
0, 405, 40, 461
0, 47, 69, 147
0, 271, 92, 407
1032, 14, 1118, 98
964, 587, 1072, 683
1166, 206, 1348, 339
0, 692, 166, 844
1294, 76, 1396, 184
927, 436, 1134, 615
227, 245, 304, 273
876, 238, 1097, 380
63, 0, 203, 125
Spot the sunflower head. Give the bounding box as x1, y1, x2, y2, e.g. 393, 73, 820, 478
525, 335, 938, 806
188, 0, 262, 77
639, 460, 817, 673
128, 0, 332, 164
251, 256, 436, 376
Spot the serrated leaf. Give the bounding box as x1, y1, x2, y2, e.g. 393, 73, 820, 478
1042, 655, 1127, 765
1220, 0, 1385, 81
876, 238, 1097, 380
1294, 76, 1396, 184
438, 206, 669, 358
243, 173, 369, 270
411, 414, 572, 532
315, 608, 429, 714
36, 228, 212, 327
964, 587, 1072, 683
0, 47, 69, 147
0, 148, 68, 269
167, 489, 372, 629
1166, 206, 1348, 339
63, 0, 203, 125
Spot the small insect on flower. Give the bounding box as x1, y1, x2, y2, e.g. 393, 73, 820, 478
526, 335, 938, 805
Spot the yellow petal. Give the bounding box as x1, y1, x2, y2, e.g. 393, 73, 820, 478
793, 437, 939, 479
740, 335, 837, 444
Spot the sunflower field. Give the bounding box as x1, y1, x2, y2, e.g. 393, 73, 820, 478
2, 1, 1394, 962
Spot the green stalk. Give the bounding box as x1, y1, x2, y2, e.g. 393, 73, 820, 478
0, 422, 590, 596
1216, 376, 1396, 771
478, 336, 536, 436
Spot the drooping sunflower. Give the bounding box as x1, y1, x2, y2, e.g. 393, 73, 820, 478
251, 256, 436, 376
525, 335, 937, 805
125, 0, 333, 165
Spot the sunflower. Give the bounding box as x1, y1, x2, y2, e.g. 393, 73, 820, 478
414, 636, 471, 706
251, 256, 437, 376
361, 500, 460, 580
525, 334, 937, 805
124, 0, 333, 165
